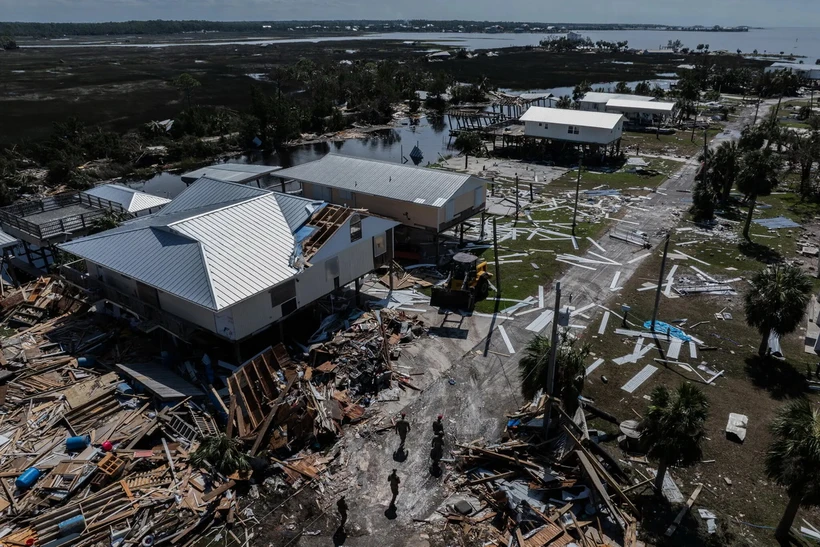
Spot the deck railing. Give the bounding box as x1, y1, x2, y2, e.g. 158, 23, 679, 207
0, 192, 130, 241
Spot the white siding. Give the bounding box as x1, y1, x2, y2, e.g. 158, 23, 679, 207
229, 291, 282, 340
311, 216, 397, 263
523, 120, 623, 145
157, 291, 218, 333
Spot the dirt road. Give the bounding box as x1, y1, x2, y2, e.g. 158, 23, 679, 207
292, 100, 779, 547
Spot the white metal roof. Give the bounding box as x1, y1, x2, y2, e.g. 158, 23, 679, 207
61, 179, 300, 311
83, 184, 171, 213
580, 92, 656, 104
276, 154, 487, 206
520, 107, 624, 130
0, 228, 19, 249
180, 163, 282, 184
605, 99, 676, 113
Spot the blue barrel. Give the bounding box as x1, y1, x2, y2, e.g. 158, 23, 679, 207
115, 382, 134, 396
66, 435, 90, 452
58, 515, 86, 535
15, 467, 41, 490
77, 356, 95, 367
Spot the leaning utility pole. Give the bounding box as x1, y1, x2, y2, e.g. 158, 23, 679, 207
543, 282, 561, 437
572, 151, 583, 236
650, 234, 671, 332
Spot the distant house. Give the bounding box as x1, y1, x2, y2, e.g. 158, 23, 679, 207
579, 92, 656, 112
180, 163, 282, 187
566, 31, 585, 43
520, 107, 624, 146
765, 62, 820, 80
604, 99, 677, 126
59, 178, 398, 344
275, 155, 488, 234
83, 184, 171, 217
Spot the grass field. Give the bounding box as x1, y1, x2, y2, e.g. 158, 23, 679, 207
576, 188, 820, 546
622, 128, 723, 158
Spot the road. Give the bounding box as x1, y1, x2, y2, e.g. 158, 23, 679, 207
293, 99, 780, 547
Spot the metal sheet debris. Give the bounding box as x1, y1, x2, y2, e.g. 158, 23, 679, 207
621, 365, 658, 393
753, 216, 801, 229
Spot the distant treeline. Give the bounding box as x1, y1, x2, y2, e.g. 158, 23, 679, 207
0, 19, 749, 39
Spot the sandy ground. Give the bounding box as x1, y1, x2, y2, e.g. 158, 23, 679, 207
284, 99, 782, 547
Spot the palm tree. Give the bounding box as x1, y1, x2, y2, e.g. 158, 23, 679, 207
454, 132, 483, 170
744, 265, 812, 357
737, 149, 781, 239
572, 80, 592, 103
191, 433, 250, 475
556, 95, 572, 109
641, 384, 709, 491
766, 399, 820, 541
710, 141, 740, 202
518, 334, 589, 413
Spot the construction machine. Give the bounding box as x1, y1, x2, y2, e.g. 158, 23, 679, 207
430, 252, 492, 312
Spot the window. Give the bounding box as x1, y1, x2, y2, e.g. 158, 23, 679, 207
374, 233, 387, 257
350, 214, 362, 242
538, 122, 547, 128
567, 125, 580, 135
270, 280, 297, 308
338, 189, 352, 202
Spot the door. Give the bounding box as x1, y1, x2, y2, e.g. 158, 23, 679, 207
445, 200, 455, 221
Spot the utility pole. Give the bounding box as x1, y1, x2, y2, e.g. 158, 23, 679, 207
492, 217, 501, 296
650, 234, 671, 332
543, 282, 561, 438
572, 151, 583, 236
515, 174, 520, 218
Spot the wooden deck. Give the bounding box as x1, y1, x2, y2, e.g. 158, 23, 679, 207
113, 362, 204, 401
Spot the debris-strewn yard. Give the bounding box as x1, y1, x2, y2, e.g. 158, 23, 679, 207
576, 189, 820, 545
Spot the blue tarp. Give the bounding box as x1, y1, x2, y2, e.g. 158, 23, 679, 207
643, 320, 692, 342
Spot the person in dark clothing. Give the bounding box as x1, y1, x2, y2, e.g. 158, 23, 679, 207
388, 469, 400, 507
433, 415, 444, 436
395, 412, 411, 450
337, 496, 348, 527
430, 433, 444, 463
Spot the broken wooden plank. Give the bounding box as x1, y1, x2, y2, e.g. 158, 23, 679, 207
665, 484, 703, 536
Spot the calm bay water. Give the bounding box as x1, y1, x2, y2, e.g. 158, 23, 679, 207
26, 28, 820, 60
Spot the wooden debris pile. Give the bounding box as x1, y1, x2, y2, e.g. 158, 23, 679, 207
220, 308, 426, 485
446, 396, 644, 547
0, 277, 88, 331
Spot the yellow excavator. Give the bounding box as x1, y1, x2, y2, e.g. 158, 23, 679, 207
430, 252, 493, 312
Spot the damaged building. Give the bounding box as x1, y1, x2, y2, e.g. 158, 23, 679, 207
58, 177, 398, 345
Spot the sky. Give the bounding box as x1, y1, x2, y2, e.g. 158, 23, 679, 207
1, 0, 819, 27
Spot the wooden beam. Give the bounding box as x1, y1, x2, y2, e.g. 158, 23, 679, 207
226, 395, 237, 439
250, 406, 278, 456
456, 444, 541, 470
665, 484, 703, 537
467, 471, 517, 486
202, 479, 236, 502
575, 450, 626, 533
208, 384, 229, 416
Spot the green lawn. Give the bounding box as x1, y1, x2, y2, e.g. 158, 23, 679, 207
473, 164, 674, 313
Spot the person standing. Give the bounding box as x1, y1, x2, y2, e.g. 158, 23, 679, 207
337, 496, 348, 528
388, 469, 401, 508
430, 433, 444, 464
396, 412, 411, 450
432, 415, 444, 437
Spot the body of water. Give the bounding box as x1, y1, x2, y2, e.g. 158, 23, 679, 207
130, 115, 456, 198
23, 28, 820, 59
